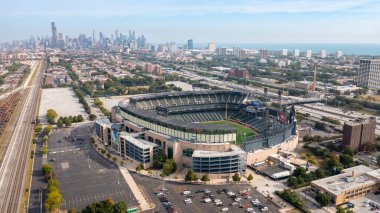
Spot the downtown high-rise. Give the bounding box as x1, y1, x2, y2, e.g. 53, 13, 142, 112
358, 59, 380, 89
51, 22, 58, 48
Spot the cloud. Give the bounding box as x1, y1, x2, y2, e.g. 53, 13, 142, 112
0, 0, 378, 17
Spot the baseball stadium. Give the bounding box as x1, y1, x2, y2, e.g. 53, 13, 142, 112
95, 90, 298, 179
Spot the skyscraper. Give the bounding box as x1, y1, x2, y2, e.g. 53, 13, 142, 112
306, 49, 312, 58
187, 39, 193, 50
294, 49, 300, 57
259, 49, 268, 60
51, 22, 58, 48
336, 51, 343, 59
208, 42, 216, 51
282, 49, 288, 56
358, 59, 380, 89
319, 50, 326, 58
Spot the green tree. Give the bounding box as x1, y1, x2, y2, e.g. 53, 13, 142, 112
315, 122, 327, 131
232, 172, 241, 182
287, 176, 298, 187
343, 146, 354, 156
64, 117, 72, 127
377, 155, 380, 166
339, 154, 354, 168
48, 179, 60, 190
293, 167, 307, 178
42, 146, 48, 154
162, 159, 177, 176
112, 157, 117, 163
82, 199, 127, 213
153, 151, 167, 169
45, 190, 63, 211
42, 136, 48, 144
44, 125, 53, 135
46, 109, 58, 124
201, 173, 210, 182
185, 170, 198, 182
77, 115, 84, 122
35, 124, 43, 132
315, 169, 326, 179
42, 163, 54, 180
247, 173, 253, 182
68, 208, 78, 213
89, 113, 97, 121
32, 138, 37, 144
57, 119, 63, 128
136, 163, 143, 172
315, 193, 330, 206
336, 206, 346, 213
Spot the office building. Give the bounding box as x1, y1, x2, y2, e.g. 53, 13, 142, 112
119, 133, 158, 169
208, 42, 216, 51
282, 49, 288, 56
144, 62, 153, 74
187, 39, 193, 50
337, 51, 343, 59
259, 49, 268, 60
51, 22, 58, 48
358, 59, 380, 89
216, 48, 227, 56
311, 165, 380, 205
319, 50, 326, 58
94, 118, 122, 147
228, 68, 249, 79
306, 49, 312, 58
342, 117, 376, 151
153, 65, 163, 76
294, 49, 300, 57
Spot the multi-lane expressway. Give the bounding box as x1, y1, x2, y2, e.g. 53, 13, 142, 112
0, 59, 44, 213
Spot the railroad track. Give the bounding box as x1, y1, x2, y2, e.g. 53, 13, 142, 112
0, 60, 44, 213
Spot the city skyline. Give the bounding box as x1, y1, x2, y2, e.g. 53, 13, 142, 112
1, 0, 380, 44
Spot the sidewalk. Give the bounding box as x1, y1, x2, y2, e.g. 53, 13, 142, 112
118, 165, 152, 211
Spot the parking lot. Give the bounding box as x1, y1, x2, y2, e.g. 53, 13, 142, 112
132, 173, 280, 213
48, 125, 138, 211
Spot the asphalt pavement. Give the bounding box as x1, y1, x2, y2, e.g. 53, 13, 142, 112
45, 125, 138, 211
132, 172, 280, 213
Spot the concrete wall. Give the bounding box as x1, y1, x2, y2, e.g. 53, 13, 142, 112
246, 133, 298, 165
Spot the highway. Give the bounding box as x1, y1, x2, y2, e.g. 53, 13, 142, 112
0, 59, 44, 213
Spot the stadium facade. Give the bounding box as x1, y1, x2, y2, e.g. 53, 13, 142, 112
95, 90, 298, 179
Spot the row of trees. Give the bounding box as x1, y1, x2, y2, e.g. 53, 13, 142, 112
45, 179, 64, 212
56, 115, 84, 128
82, 197, 127, 213
276, 189, 309, 213
94, 97, 109, 116
72, 85, 92, 114
152, 152, 177, 177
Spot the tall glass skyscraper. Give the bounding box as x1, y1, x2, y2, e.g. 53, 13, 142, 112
187, 39, 193, 50
51, 22, 58, 48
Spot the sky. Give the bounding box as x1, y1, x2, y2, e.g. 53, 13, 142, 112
0, 0, 380, 44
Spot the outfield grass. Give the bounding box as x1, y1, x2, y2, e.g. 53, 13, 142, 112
202, 120, 254, 145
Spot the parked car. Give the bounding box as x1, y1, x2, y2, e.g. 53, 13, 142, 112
204, 198, 212, 203
183, 190, 191, 195
221, 207, 229, 212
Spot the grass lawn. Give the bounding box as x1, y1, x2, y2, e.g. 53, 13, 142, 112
202, 120, 254, 145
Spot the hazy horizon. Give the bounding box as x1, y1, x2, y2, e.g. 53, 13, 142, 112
1, 0, 380, 44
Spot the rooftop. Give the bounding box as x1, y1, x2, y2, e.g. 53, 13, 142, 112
312, 165, 380, 196
192, 145, 245, 158
119, 132, 158, 149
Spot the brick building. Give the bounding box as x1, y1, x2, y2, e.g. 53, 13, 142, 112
342, 117, 376, 151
